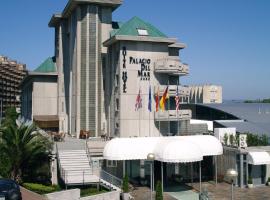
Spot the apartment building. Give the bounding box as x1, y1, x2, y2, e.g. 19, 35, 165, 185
189, 85, 222, 104
0, 56, 27, 118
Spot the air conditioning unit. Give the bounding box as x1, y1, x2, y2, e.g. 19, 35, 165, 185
239, 134, 247, 148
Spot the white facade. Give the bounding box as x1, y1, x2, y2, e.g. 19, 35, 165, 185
190, 85, 222, 104
104, 38, 191, 138
21, 73, 58, 121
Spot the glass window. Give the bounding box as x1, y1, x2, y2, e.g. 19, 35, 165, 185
137, 29, 148, 36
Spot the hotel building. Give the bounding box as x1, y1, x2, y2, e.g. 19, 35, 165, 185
0, 56, 27, 118
48, 0, 192, 138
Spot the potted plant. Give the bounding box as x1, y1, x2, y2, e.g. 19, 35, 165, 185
155, 181, 163, 200
267, 177, 270, 186
247, 177, 253, 188
122, 174, 129, 200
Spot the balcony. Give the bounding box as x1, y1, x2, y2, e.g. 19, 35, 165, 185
154, 109, 192, 121
154, 58, 189, 76
155, 85, 190, 97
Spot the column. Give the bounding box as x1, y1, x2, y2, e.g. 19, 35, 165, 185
240, 154, 244, 188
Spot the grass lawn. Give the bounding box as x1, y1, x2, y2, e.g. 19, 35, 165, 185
80, 186, 108, 197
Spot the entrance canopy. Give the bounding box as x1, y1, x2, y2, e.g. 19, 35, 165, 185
247, 151, 270, 165
103, 135, 222, 163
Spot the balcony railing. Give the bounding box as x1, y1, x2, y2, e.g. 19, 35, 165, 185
154, 58, 189, 75
154, 109, 192, 121
155, 85, 190, 97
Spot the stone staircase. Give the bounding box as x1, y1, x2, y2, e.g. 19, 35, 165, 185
58, 150, 100, 185
56, 139, 122, 191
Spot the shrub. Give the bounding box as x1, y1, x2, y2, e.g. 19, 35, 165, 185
122, 174, 129, 193
223, 133, 228, 145
23, 183, 60, 194
267, 177, 270, 183
248, 177, 253, 184
229, 134, 235, 146
155, 181, 163, 200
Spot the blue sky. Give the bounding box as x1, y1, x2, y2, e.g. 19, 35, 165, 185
0, 0, 269, 100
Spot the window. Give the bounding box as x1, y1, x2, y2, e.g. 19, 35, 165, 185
137, 29, 148, 36
107, 160, 117, 168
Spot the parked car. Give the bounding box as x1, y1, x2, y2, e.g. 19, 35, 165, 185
0, 179, 22, 200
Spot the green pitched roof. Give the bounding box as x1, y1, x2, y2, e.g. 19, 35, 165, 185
111, 16, 167, 38
34, 57, 57, 73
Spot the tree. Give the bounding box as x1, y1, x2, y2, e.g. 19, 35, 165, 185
155, 181, 163, 200
1, 107, 19, 127
229, 134, 235, 146
122, 174, 129, 193
223, 133, 228, 146
0, 119, 52, 183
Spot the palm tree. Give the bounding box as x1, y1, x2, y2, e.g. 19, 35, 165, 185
0, 119, 52, 183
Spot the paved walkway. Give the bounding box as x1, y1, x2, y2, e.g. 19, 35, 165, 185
131, 182, 270, 200
131, 186, 177, 200
192, 182, 270, 200
20, 187, 45, 200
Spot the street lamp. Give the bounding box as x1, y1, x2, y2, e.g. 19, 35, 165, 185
147, 153, 155, 200
226, 168, 238, 200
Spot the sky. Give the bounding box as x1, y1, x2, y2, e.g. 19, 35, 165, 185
0, 0, 269, 100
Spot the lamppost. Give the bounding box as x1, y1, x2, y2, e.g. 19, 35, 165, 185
147, 153, 155, 200
226, 168, 238, 200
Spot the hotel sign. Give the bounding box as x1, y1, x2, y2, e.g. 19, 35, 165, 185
129, 56, 151, 81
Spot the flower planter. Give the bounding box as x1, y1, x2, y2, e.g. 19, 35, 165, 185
247, 183, 253, 188
121, 192, 130, 200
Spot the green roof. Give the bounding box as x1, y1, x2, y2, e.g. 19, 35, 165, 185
111, 16, 167, 38
34, 57, 57, 73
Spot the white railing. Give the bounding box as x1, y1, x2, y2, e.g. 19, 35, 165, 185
154, 58, 189, 75
154, 109, 192, 121
156, 85, 190, 97
100, 169, 123, 190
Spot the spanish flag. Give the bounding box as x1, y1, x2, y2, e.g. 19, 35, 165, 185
155, 86, 159, 112
159, 86, 169, 111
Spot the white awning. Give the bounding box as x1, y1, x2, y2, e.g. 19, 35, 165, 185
154, 139, 203, 163
103, 135, 222, 163
180, 135, 223, 156
103, 137, 159, 160
247, 151, 270, 165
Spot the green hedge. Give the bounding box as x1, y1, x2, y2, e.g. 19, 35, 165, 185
23, 183, 60, 194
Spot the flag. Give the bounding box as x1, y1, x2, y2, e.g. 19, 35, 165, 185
175, 85, 180, 111
135, 88, 142, 111
159, 86, 169, 111
148, 85, 152, 112
155, 86, 159, 112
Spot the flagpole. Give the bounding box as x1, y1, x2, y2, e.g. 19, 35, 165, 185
139, 87, 141, 137
149, 84, 151, 137
167, 81, 170, 136
177, 80, 179, 136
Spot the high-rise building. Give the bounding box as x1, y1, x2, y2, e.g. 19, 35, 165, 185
189, 85, 222, 104
0, 56, 27, 118
49, 0, 123, 137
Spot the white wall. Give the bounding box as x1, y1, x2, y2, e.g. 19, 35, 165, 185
33, 82, 58, 116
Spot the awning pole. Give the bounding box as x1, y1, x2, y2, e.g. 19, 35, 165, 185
123, 160, 125, 177
199, 161, 202, 194
153, 161, 155, 191
150, 162, 153, 200
161, 162, 164, 194
215, 156, 218, 186
191, 163, 193, 185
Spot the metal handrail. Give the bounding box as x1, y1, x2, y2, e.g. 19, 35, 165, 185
100, 169, 123, 190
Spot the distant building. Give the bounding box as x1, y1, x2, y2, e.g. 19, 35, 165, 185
21, 57, 59, 131
189, 85, 222, 104
0, 56, 27, 117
